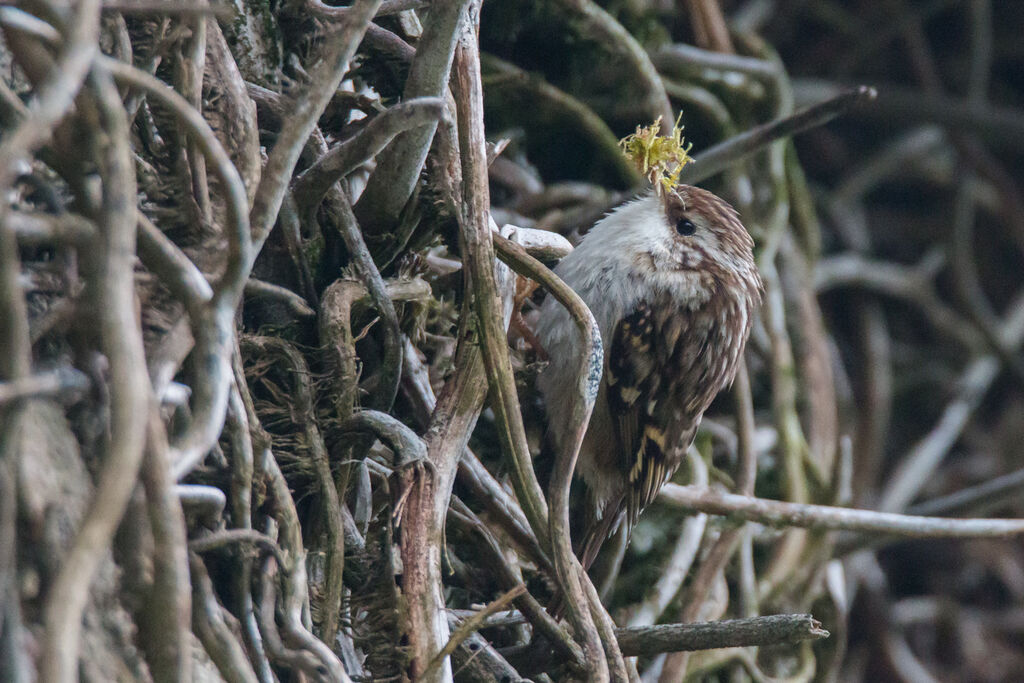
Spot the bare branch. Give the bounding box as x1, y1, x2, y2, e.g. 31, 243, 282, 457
329, 192, 404, 413
879, 292, 1024, 513
249, 0, 382, 246
42, 63, 152, 683
681, 86, 878, 184
617, 614, 829, 656
552, 0, 673, 124
242, 279, 315, 318
794, 78, 1024, 150
190, 553, 260, 683
355, 0, 470, 234
292, 97, 445, 213
0, 368, 89, 405
660, 485, 1024, 538
422, 585, 527, 679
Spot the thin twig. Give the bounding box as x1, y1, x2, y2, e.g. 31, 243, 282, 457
330, 192, 404, 413
224, 378, 274, 683
453, 25, 551, 549
451, 16, 602, 681
660, 484, 1024, 538
879, 292, 1024, 512
421, 585, 527, 680
292, 97, 445, 213
659, 523, 743, 683
254, 556, 325, 678
249, 0, 382, 247
177, 2, 211, 227
481, 53, 642, 188
103, 57, 250, 291
0, 5, 98, 183
137, 210, 213, 316
320, 280, 369, 422
448, 499, 585, 672
652, 42, 779, 80
402, 327, 551, 572
138, 411, 192, 682
243, 279, 315, 318
0, 60, 34, 681
176, 485, 227, 518
338, 410, 427, 466
190, 553, 260, 683
189, 528, 288, 567
815, 251, 978, 350
908, 467, 1024, 518
491, 233, 621, 681
792, 78, 1024, 149
681, 86, 877, 184
99, 56, 250, 480
625, 449, 708, 629
307, 0, 429, 19
450, 630, 523, 680
398, 306, 483, 681
8, 210, 96, 246
242, 336, 347, 647
87, 0, 236, 16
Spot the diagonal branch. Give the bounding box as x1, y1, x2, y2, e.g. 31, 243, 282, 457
292, 97, 444, 214
681, 86, 877, 184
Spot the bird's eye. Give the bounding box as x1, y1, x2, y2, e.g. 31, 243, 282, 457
675, 218, 696, 236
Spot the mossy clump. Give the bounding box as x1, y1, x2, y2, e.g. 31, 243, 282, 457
618, 114, 694, 196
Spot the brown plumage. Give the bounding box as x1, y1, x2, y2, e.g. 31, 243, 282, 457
535, 186, 762, 570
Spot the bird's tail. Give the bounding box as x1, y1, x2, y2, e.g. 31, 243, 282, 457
578, 507, 626, 572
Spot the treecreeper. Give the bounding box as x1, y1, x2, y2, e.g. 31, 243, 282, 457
535, 118, 763, 570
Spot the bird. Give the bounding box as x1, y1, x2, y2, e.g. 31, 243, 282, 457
534, 184, 762, 570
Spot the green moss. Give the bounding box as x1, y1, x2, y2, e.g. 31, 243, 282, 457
618, 114, 694, 195
222, 0, 283, 84
303, 232, 325, 270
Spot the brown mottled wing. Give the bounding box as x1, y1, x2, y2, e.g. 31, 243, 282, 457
606, 301, 692, 528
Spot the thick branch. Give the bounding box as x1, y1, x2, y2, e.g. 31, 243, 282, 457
355, 0, 469, 235
617, 615, 829, 657
42, 64, 152, 683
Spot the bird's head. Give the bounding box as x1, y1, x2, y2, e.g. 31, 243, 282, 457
654, 185, 758, 283
579, 186, 761, 310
